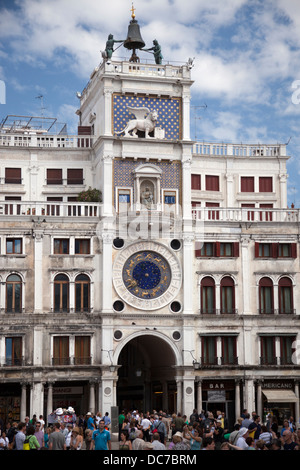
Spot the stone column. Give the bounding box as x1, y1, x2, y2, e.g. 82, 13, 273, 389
101, 232, 114, 313
241, 236, 251, 314
33, 229, 44, 313
89, 380, 96, 414
295, 381, 300, 425
31, 382, 44, 419
47, 382, 54, 420
20, 382, 27, 422
235, 380, 241, 422
196, 379, 202, 412
182, 236, 194, 314
176, 379, 182, 414
257, 381, 263, 418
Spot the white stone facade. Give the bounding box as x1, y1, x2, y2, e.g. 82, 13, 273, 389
0, 57, 299, 430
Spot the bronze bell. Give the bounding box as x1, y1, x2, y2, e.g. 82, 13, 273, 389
123, 18, 145, 62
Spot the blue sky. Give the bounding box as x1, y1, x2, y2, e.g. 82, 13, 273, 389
0, 0, 300, 206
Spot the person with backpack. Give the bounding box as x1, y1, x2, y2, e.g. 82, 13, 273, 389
23, 425, 40, 450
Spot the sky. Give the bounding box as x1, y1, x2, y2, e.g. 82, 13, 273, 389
0, 0, 300, 206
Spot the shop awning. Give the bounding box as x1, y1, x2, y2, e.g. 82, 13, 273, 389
262, 389, 298, 403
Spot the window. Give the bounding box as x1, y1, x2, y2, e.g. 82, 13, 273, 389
221, 336, 237, 365
280, 336, 296, 365
54, 274, 69, 312
220, 277, 235, 314
5, 196, 21, 215
6, 274, 22, 313
47, 169, 62, 185
118, 190, 131, 212
206, 202, 220, 220
241, 176, 254, 192
259, 203, 273, 221
278, 243, 297, 258
5, 337, 22, 366
54, 239, 69, 254
260, 336, 276, 365
255, 242, 297, 258
191, 174, 201, 190
6, 238, 22, 254
198, 242, 214, 257
75, 336, 91, 365
5, 168, 22, 184
75, 239, 90, 254
67, 169, 83, 185
53, 336, 69, 365
75, 274, 90, 312
47, 197, 63, 216
205, 175, 219, 191
196, 242, 239, 258
241, 203, 255, 221
259, 277, 274, 314
201, 277, 215, 314
259, 177, 272, 192
256, 243, 272, 258
202, 337, 217, 365
220, 243, 233, 257
278, 277, 293, 314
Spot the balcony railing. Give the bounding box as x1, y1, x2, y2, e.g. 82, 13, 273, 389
192, 207, 298, 223
52, 357, 92, 366
0, 134, 93, 148
0, 202, 102, 218
193, 142, 286, 157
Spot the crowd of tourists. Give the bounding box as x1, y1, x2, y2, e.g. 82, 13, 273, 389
0, 407, 299, 450
118, 408, 300, 451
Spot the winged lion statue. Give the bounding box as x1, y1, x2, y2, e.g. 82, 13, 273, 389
115, 107, 158, 138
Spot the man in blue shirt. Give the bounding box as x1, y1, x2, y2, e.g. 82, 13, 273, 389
86, 412, 95, 431
93, 419, 111, 450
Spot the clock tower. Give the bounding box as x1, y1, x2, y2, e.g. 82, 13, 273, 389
77, 9, 196, 415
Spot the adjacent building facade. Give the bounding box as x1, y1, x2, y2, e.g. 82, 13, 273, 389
0, 40, 299, 430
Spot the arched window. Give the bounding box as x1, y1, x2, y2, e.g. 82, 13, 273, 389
259, 277, 274, 314
201, 276, 215, 314
75, 274, 90, 312
54, 274, 69, 313
220, 276, 235, 314
6, 274, 22, 313
278, 277, 293, 314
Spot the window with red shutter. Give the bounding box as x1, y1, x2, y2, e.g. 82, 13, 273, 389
205, 175, 219, 191
241, 176, 254, 192
191, 174, 201, 190
259, 177, 273, 192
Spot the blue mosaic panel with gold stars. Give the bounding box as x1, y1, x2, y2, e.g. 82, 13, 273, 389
113, 93, 181, 140
122, 250, 171, 299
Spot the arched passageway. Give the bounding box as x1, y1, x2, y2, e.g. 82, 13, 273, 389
117, 334, 177, 413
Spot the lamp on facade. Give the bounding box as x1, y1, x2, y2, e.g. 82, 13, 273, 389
182, 349, 200, 370
101, 349, 115, 372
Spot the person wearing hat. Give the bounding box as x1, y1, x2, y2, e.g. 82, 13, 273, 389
170, 431, 190, 450
235, 427, 249, 450
86, 412, 96, 431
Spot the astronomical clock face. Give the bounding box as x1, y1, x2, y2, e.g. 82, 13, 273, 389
113, 241, 181, 310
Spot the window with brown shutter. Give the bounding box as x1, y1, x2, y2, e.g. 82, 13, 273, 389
241, 176, 254, 192
259, 177, 273, 192
191, 174, 201, 190
67, 168, 83, 185
5, 168, 21, 184
205, 175, 219, 191
47, 169, 62, 185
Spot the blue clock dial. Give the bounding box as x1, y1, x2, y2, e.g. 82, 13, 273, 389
122, 251, 171, 299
